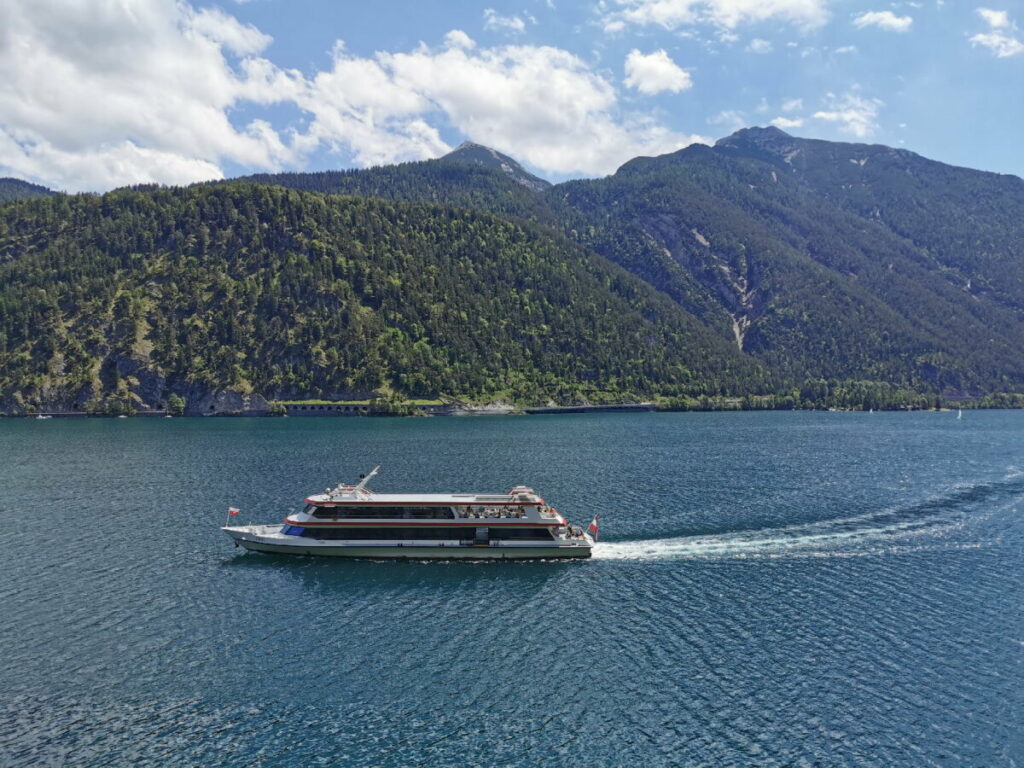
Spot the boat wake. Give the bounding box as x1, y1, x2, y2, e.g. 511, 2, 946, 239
593, 474, 1024, 561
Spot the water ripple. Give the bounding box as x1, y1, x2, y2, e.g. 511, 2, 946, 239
1, 412, 1022, 767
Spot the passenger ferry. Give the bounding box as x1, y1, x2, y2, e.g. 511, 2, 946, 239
222, 467, 596, 560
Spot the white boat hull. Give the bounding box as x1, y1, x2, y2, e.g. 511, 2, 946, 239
223, 525, 592, 560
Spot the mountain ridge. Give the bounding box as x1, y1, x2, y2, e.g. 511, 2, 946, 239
552, 129, 1024, 391
0, 177, 55, 205
1, 129, 1022, 413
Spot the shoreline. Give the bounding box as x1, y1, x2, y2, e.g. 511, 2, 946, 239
4, 403, 1019, 419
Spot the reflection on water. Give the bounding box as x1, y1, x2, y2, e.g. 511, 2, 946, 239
221, 550, 578, 592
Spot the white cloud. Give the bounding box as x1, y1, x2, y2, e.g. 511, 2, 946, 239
812, 91, 883, 137
623, 49, 694, 94
770, 116, 804, 128
834, 44, 858, 53
366, 42, 707, 174
0, 133, 225, 191
188, 7, 272, 55
603, 0, 830, 32
443, 29, 476, 50
289, 42, 449, 169
0, 0, 297, 191
294, 37, 706, 175
853, 10, 913, 31
977, 8, 1010, 28
709, 110, 748, 132
970, 8, 1024, 57
781, 97, 803, 111
970, 30, 1024, 56
0, 1, 712, 188
483, 8, 527, 34
747, 38, 773, 53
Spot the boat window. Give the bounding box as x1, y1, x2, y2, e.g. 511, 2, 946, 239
489, 528, 554, 541
299, 527, 473, 540
310, 506, 455, 519
310, 506, 342, 518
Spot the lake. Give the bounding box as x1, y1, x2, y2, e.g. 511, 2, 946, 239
1, 411, 1021, 766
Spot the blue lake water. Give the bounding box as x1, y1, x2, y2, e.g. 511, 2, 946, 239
1, 411, 1022, 766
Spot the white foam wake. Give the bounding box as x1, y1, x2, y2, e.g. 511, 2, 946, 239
592, 509, 954, 561
592, 471, 1024, 562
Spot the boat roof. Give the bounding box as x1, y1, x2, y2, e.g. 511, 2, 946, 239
306, 492, 542, 506
307, 469, 543, 506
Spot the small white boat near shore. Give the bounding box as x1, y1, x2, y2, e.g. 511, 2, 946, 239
223, 467, 595, 560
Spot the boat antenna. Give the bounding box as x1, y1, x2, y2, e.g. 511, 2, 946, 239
355, 465, 380, 492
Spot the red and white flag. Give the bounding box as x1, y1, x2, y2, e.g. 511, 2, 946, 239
587, 515, 599, 541
228, 507, 241, 516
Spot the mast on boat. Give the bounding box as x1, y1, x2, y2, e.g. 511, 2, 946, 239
355, 465, 380, 491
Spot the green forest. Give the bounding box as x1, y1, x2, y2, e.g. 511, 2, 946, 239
1, 127, 1022, 415
0, 185, 762, 414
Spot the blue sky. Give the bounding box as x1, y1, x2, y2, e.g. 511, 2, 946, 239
1, 0, 1021, 191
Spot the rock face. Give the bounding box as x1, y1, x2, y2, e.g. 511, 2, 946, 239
188, 391, 269, 416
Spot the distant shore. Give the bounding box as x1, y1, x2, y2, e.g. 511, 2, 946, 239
6, 401, 1020, 419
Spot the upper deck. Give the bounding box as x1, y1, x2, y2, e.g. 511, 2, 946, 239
306, 473, 546, 508
292, 473, 564, 526
305, 492, 543, 506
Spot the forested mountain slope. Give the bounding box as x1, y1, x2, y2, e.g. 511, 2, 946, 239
3, 129, 1021, 413
0, 178, 54, 205
559, 132, 1024, 392
716, 127, 1024, 314
221, 150, 554, 225
233, 128, 1024, 395
0, 185, 761, 413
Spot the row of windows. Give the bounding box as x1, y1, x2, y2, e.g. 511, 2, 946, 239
308, 505, 455, 520
490, 528, 556, 540
299, 527, 469, 540
289, 527, 554, 541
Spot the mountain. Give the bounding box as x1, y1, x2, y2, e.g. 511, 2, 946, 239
2, 130, 1022, 414
218, 156, 554, 225
553, 128, 1024, 393
0, 177, 55, 205
716, 127, 1024, 315
439, 142, 551, 191
0, 185, 761, 414
226, 130, 1024, 395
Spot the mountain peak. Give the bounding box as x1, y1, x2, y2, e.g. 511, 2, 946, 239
719, 125, 792, 142
440, 142, 551, 191
715, 125, 798, 154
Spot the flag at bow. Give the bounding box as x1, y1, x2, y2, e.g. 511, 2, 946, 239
228, 506, 241, 516
587, 515, 599, 541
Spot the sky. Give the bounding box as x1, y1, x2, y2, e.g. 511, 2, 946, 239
0, 0, 1021, 192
